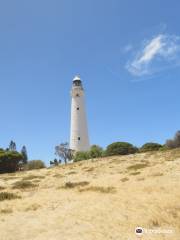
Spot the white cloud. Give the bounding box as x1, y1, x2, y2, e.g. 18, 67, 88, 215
126, 34, 180, 76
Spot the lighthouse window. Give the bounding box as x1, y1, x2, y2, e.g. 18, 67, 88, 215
77, 107, 79, 110
78, 137, 80, 140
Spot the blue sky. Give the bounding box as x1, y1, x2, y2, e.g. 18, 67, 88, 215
0, 0, 180, 165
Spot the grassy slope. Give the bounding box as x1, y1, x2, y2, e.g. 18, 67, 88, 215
0, 149, 180, 240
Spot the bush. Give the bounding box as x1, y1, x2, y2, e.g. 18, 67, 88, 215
105, 142, 138, 156
159, 145, 169, 151
89, 145, 103, 158
25, 160, 45, 170
73, 151, 90, 162
140, 142, 162, 152
0, 149, 23, 174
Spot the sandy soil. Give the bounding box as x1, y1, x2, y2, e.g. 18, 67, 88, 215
0, 149, 180, 240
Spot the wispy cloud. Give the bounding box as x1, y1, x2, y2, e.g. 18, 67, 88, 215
126, 34, 180, 76
123, 44, 133, 53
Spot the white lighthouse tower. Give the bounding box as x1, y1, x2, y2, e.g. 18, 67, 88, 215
70, 75, 90, 152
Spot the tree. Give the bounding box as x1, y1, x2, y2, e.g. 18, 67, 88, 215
89, 145, 103, 158
140, 142, 162, 152
55, 142, 73, 164
106, 142, 138, 156
0, 149, 23, 173
50, 158, 60, 166
9, 140, 16, 151
166, 130, 180, 149
21, 146, 28, 164
73, 151, 90, 162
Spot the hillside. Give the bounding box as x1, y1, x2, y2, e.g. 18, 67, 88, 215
0, 149, 180, 240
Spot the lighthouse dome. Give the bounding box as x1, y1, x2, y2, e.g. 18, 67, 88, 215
72, 75, 82, 87
73, 75, 81, 81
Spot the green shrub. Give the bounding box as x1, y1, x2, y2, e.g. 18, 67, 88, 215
140, 142, 162, 152
0, 150, 23, 174
89, 145, 103, 158
105, 142, 138, 156
25, 160, 45, 170
73, 151, 90, 162
159, 145, 169, 151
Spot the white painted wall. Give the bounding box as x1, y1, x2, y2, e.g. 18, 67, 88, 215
70, 79, 90, 152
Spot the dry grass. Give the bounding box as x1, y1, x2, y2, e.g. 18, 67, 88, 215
137, 177, 145, 181
0, 186, 6, 190
32, 179, 41, 183
25, 204, 41, 211
3, 176, 19, 180
0, 149, 180, 240
127, 163, 149, 171
0, 208, 13, 214
129, 171, 141, 175
151, 172, 164, 177
12, 180, 38, 190
22, 175, 45, 181
53, 173, 64, 178
121, 177, 129, 182
79, 186, 116, 194
62, 181, 89, 189
67, 171, 77, 175
0, 192, 21, 201
150, 219, 161, 227
85, 167, 95, 172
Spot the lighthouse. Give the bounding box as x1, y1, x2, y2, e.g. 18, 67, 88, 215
70, 76, 90, 152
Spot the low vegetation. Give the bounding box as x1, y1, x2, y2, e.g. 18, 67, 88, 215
62, 181, 90, 189
72, 130, 180, 163
22, 175, 45, 180
0, 208, 13, 214
140, 142, 162, 152
25, 204, 41, 211
24, 160, 45, 170
129, 171, 141, 175
121, 177, 129, 182
67, 171, 77, 175
79, 186, 116, 194
127, 163, 149, 171
53, 173, 64, 178
105, 142, 138, 156
12, 180, 38, 189
0, 192, 21, 201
